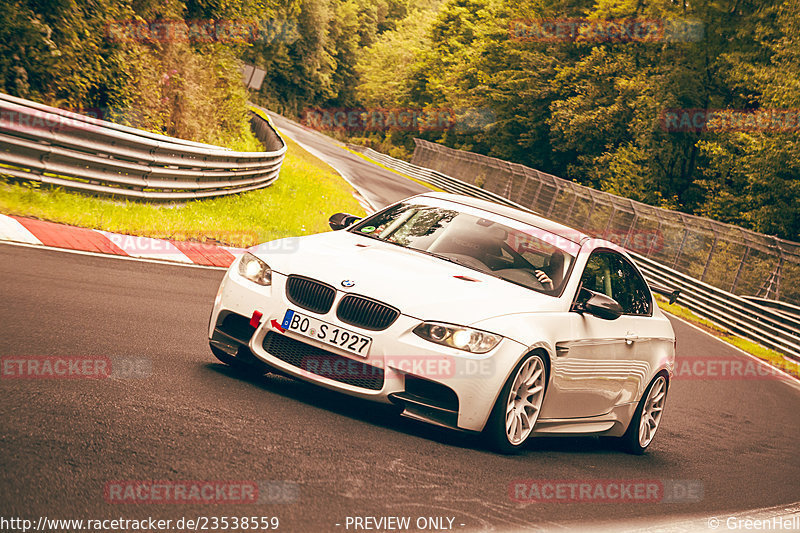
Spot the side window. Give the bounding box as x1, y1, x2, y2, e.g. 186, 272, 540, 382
577, 251, 652, 315
580, 253, 614, 297
612, 255, 652, 315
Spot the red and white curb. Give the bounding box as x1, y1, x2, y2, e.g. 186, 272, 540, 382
0, 214, 244, 268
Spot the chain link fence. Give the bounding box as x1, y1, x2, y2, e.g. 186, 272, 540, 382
411, 138, 800, 306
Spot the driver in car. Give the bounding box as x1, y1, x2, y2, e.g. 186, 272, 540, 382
533, 250, 566, 291
534, 270, 553, 288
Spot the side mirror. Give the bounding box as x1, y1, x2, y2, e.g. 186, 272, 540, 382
651, 284, 681, 305
574, 289, 624, 320
328, 213, 361, 231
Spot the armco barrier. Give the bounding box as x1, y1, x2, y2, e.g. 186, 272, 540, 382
632, 253, 800, 361
349, 144, 530, 210
351, 145, 800, 362
0, 93, 285, 200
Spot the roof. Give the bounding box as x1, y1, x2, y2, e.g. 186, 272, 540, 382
416, 192, 590, 244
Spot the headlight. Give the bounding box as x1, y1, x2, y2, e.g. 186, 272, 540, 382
237, 252, 272, 285
413, 322, 502, 353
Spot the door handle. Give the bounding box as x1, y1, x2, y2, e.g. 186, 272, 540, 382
624, 332, 639, 345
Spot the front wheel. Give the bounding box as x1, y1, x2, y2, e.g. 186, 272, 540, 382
484, 353, 547, 454
619, 374, 668, 454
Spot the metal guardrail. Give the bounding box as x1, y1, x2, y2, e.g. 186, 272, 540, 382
632, 254, 800, 362
742, 297, 800, 322
350, 145, 532, 210
353, 145, 800, 363
0, 93, 286, 200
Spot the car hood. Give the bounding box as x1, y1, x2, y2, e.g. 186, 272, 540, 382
250, 231, 564, 325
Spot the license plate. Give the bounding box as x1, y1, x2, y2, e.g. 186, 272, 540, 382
280, 309, 372, 357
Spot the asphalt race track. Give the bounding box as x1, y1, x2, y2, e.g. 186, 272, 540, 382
1, 117, 799, 532
265, 111, 429, 210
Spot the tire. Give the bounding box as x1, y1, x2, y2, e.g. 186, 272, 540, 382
484, 352, 547, 454
619, 374, 668, 454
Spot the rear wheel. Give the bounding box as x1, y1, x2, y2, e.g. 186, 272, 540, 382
484, 353, 547, 454
619, 374, 668, 454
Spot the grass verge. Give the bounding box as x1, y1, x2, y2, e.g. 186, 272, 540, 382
0, 134, 365, 248
655, 294, 799, 379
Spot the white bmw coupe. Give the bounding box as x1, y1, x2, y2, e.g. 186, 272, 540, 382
209, 192, 675, 453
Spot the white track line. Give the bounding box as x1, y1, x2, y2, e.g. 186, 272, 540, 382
96, 230, 194, 263
0, 239, 227, 271
0, 214, 42, 244
664, 311, 800, 391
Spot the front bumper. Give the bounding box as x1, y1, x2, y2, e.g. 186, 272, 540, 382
208, 263, 528, 432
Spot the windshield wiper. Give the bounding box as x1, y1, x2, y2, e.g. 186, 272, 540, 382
352, 230, 383, 242
358, 237, 491, 273
410, 248, 493, 273
420, 250, 470, 268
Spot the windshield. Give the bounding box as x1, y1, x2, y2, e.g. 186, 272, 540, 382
350, 200, 577, 295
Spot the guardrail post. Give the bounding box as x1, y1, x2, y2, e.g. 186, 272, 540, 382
565, 191, 579, 222
528, 171, 543, 208
731, 245, 751, 294
673, 225, 690, 269
602, 205, 617, 240
701, 233, 718, 282
622, 207, 639, 250
546, 181, 560, 218
775, 256, 784, 301
584, 192, 598, 233
759, 256, 784, 301
646, 220, 663, 258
